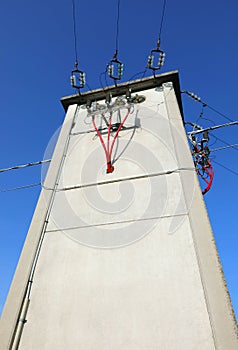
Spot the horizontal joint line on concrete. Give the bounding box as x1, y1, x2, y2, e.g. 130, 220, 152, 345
46, 212, 189, 233
43, 167, 195, 192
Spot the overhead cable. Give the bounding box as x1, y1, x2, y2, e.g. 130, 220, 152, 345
115, 0, 121, 55
72, 0, 78, 64
213, 160, 238, 176
158, 0, 167, 40
0, 183, 41, 193
210, 143, 238, 152
206, 103, 235, 123
182, 90, 236, 123
0, 159, 51, 174
70, 0, 86, 91
210, 133, 238, 152
107, 0, 124, 85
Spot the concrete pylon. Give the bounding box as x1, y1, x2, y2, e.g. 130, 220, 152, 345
1, 71, 237, 349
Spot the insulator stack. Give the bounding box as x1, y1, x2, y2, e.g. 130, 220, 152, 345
147, 55, 154, 68
158, 51, 165, 67
147, 46, 166, 71
70, 62, 86, 91
80, 72, 86, 86
118, 63, 124, 78
108, 64, 114, 77
107, 58, 124, 81
187, 91, 201, 102
70, 75, 76, 87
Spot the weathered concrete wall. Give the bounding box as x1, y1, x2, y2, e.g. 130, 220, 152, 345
1, 76, 237, 349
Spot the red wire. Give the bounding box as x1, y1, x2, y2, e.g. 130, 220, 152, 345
109, 108, 130, 159
92, 116, 108, 158
201, 160, 214, 195
194, 145, 214, 195
92, 108, 130, 173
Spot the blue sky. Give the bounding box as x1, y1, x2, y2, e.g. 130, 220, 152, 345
0, 0, 237, 319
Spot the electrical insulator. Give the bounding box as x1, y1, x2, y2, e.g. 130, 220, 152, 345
70, 62, 86, 91
80, 72, 86, 85
70, 75, 76, 87
188, 91, 201, 102
147, 55, 154, 68
108, 64, 114, 77
147, 45, 166, 71
158, 52, 165, 67
158, 59, 164, 67
118, 63, 124, 77
107, 57, 124, 81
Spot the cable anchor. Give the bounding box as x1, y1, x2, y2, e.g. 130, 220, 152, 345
70, 61, 86, 92
147, 39, 165, 72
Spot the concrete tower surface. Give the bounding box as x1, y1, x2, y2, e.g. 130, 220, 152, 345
0, 71, 237, 349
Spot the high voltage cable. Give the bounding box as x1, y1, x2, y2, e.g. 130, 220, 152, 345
122, 0, 167, 83
0, 159, 50, 192
159, 0, 167, 40
206, 103, 235, 123
115, 0, 121, 54
0, 183, 41, 193
182, 90, 236, 123
210, 143, 238, 152
72, 0, 78, 63
213, 160, 238, 177
210, 133, 238, 152
0, 159, 51, 174
101, 0, 123, 87
70, 0, 86, 92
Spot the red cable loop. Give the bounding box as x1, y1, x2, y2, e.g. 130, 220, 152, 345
92, 108, 130, 173
194, 145, 214, 195
201, 160, 214, 195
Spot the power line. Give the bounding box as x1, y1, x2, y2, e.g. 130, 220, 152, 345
0, 183, 41, 193
213, 160, 238, 176
129, 0, 167, 81
115, 0, 121, 54
72, 0, 78, 63
210, 133, 238, 152
206, 103, 235, 123
182, 90, 236, 123
0, 159, 51, 174
159, 0, 167, 40
106, 0, 123, 86
70, 0, 86, 92
210, 143, 238, 152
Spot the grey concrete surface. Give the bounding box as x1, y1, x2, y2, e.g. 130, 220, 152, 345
0, 74, 237, 349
